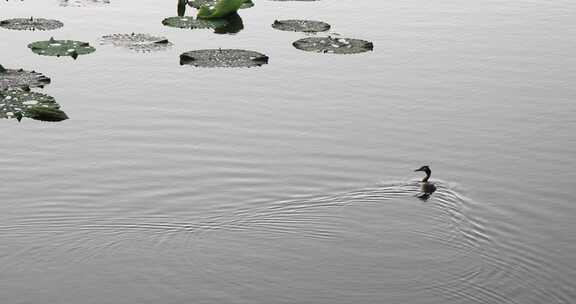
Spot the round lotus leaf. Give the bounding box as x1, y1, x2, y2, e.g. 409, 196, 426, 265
101, 33, 172, 52
0, 17, 63, 31
0, 65, 51, 91
28, 38, 96, 59
180, 49, 269, 68
293, 37, 374, 54
272, 19, 330, 33
0, 88, 68, 122
162, 16, 228, 29
188, 0, 254, 10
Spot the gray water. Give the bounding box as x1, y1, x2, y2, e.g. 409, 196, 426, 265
1, 0, 575, 303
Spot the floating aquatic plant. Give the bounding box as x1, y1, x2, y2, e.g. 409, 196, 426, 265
0, 88, 68, 122
101, 33, 172, 53
180, 49, 269, 68
28, 38, 96, 59
292, 37, 373, 54
0, 65, 51, 91
178, 0, 188, 16
0, 17, 63, 31
59, 0, 110, 7
212, 13, 244, 34
188, 0, 254, 10
162, 16, 229, 30
272, 19, 330, 33
197, 0, 246, 19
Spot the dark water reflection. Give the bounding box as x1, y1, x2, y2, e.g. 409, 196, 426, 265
1, 0, 575, 303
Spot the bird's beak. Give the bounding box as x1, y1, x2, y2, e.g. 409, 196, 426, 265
414, 168, 423, 172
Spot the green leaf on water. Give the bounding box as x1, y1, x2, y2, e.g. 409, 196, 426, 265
28, 38, 95, 59
197, 0, 246, 19
0, 88, 68, 122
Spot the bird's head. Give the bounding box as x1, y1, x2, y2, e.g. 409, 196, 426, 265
414, 165, 431, 174
414, 165, 432, 182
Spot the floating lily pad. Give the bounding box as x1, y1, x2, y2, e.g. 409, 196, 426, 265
272, 19, 330, 33
28, 38, 96, 59
162, 16, 228, 30
0, 88, 68, 122
0, 17, 63, 31
180, 49, 269, 68
101, 33, 172, 53
188, 0, 254, 10
293, 37, 373, 54
0, 65, 51, 91
59, 0, 111, 7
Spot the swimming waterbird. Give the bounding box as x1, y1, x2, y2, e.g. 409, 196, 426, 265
414, 165, 437, 200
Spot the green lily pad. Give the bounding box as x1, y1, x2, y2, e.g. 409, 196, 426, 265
0, 17, 63, 31
162, 16, 229, 30
189, 0, 254, 10
101, 33, 172, 53
180, 49, 269, 68
28, 38, 96, 59
292, 37, 374, 54
197, 0, 245, 19
272, 19, 330, 33
0, 88, 68, 122
0, 65, 51, 91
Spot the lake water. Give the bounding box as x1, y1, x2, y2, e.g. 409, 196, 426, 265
1, 0, 575, 303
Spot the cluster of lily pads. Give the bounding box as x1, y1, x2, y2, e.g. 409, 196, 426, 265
1, 16, 78, 122
0, 64, 68, 122
1, 0, 374, 122
271, 18, 373, 54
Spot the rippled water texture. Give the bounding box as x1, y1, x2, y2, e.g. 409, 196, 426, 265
1, 0, 575, 303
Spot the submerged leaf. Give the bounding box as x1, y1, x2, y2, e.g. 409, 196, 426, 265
272, 19, 330, 33
28, 39, 96, 59
197, 0, 245, 19
0, 17, 63, 31
162, 16, 229, 29
0, 65, 51, 91
292, 37, 374, 54
101, 33, 173, 53
180, 49, 269, 68
0, 88, 68, 122
59, 0, 110, 7
26, 106, 69, 122
188, 0, 254, 10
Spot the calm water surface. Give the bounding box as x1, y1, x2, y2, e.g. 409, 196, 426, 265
1, 0, 575, 303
